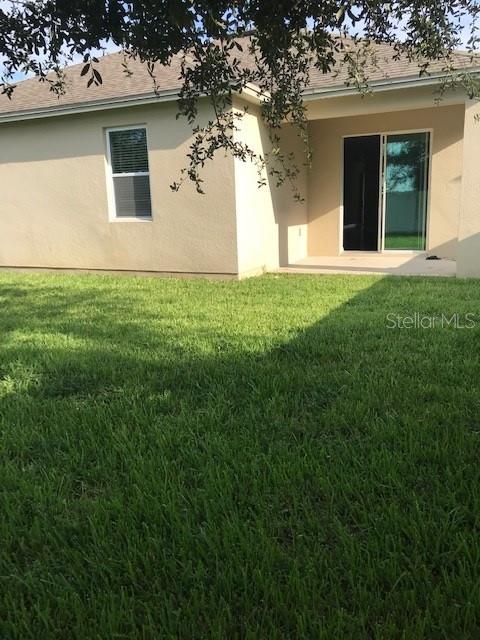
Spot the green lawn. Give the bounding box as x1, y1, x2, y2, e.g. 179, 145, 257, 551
384, 234, 424, 250
1, 272, 479, 639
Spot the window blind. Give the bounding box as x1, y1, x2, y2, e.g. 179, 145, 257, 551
108, 128, 152, 218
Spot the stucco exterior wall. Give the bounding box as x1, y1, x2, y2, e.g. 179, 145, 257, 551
308, 103, 465, 258
233, 104, 279, 276
457, 100, 480, 277
0, 95, 469, 275
233, 101, 308, 275
276, 125, 309, 267
0, 101, 238, 274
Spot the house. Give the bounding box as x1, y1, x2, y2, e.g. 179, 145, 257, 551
0, 43, 479, 278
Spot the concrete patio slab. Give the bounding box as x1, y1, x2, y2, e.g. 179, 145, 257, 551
277, 253, 456, 277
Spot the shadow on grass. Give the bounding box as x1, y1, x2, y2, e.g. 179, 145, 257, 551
0, 273, 479, 639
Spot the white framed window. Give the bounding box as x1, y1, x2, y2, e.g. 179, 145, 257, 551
106, 126, 152, 219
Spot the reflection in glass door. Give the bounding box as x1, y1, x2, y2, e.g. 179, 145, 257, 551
383, 132, 430, 251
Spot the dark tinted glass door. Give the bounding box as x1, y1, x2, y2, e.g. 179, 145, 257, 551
343, 135, 381, 251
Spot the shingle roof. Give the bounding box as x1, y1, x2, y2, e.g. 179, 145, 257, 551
308, 42, 476, 90
0, 41, 476, 117
0, 52, 184, 115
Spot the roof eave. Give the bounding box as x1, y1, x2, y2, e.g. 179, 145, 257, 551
302, 69, 480, 100
0, 82, 264, 124
0, 88, 181, 124
0, 70, 477, 124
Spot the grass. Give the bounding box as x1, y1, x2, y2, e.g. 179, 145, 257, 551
384, 234, 424, 250
0, 271, 479, 639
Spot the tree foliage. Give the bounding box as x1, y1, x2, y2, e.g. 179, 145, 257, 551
1, 1, 479, 194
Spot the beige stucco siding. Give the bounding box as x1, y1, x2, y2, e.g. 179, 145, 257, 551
308, 103, 465, 258
457, 100, 480, 277
0, 101, 238, 274
275, 124, 309, 266
233, 104, 279, 275
233, 100, 308, 274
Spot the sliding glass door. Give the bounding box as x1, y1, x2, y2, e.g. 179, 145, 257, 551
343, 135, 381, 251
343, 131, 430, 252
383, 132, 430, 251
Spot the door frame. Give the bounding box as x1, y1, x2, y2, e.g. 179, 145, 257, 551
340, 128, 433, 254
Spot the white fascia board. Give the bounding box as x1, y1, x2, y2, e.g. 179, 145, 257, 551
303, 69, 480, 100
0, 82, 265, 124
0, 89, 179, 124
1, 70, 476, 124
